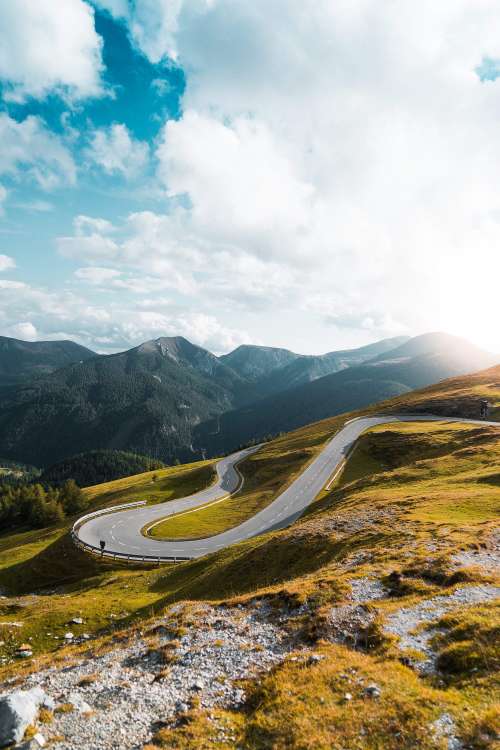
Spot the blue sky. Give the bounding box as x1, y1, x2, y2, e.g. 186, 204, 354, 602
0, 1, 499, 355
0, 5, 184, 289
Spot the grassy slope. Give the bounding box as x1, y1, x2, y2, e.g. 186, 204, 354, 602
382, 363, 500, 420
146, 425, 330, 540
147, 419, 500, 749
0, 417, 338, 656
83, 459, 216, 508
0, 462, 216, 587
2, 365, 499, 748
146, 363, 500, 540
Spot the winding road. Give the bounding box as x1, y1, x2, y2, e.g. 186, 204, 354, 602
74, 414, 499, 561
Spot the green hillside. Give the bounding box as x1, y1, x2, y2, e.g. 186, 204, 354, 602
0, 335, 95, 386
1, 366, 498, 749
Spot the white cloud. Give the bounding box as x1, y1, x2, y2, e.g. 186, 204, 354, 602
146, 0, 500, 351
86, 124, 149, 178
58, 207, 299, 303
74, 267, 122, 285
0, 254, 15, 272
0, 276, 252, 354
58, 215, 119, 262
157, 111, 314, 261
58, 234, 119, 263
74, 215, 116, 236
5, 321, 38, 340
0, 114, 77, 190
0, 0, 104, 101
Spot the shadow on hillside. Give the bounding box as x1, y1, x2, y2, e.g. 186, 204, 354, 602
0, 532, 130, 595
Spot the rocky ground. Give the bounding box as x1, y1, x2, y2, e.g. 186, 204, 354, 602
1, 553, 498, 749
1, 602, 301, 749
384, 584, 500, 674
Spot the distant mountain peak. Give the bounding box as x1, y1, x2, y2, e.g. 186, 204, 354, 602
0, 335, 96, 387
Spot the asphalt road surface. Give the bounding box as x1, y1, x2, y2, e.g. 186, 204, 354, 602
76, 414, 499, 560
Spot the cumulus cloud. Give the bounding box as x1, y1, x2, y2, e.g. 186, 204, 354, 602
157, 111, 314, 261
0, 114, 76, 190
0, 276, 251, 354
58, 215, 119, 262
5, 322, 38, 340
74, 215, 116, 236
58, 207, 300, 304
6, 1, 500, 352
0, 254, 15, 272
86, 124, 149, 178
147, 0, 500, 350
0, 0, 104, 101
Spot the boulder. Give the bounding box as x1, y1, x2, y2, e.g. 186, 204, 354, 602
0, 687, 47, 747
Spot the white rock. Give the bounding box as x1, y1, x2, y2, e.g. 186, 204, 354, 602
67, 692, 92, 714
70, 618, 84, 625
0, 687, 47, 746
64, 632, 74, 640
41, 695, 55, 711
18, 732, 47, 749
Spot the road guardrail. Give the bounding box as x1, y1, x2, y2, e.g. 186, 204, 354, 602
71, 501, 191, 565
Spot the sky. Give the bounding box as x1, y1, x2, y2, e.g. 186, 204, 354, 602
0, 1, 500, 356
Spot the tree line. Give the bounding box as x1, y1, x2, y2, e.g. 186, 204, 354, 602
39, 449, 166, 488
0, 479, 88, 531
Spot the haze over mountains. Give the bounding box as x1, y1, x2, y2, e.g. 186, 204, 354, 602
195, 332, 497, 454
0, 331, 496, 467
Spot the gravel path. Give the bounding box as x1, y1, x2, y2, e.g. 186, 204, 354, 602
384, 584, 500, 673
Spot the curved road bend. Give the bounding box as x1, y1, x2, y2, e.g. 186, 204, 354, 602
76, 415, 499, 559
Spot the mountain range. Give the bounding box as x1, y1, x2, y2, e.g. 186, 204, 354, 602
0, 336, 95, 386
0, 331, 496, 467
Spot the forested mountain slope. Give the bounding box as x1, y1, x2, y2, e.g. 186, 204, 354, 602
0, 337, 246, 466
0, 336, 95, 386
0, 332, 495, 467
194, 335, 498, 454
